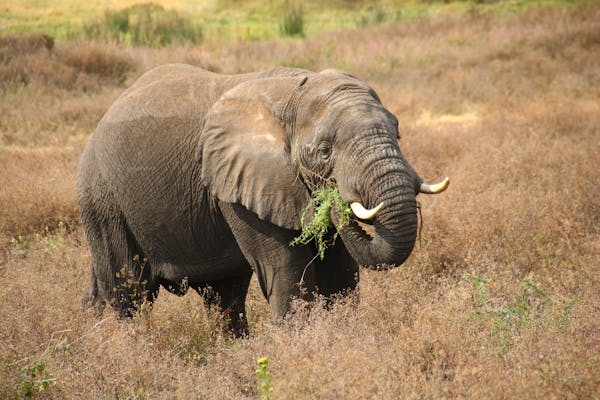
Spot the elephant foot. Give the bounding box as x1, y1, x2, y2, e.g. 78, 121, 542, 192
81, 286, 107, 317
221, 308, 249, 338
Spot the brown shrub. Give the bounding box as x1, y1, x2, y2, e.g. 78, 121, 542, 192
0, 58, 30, 87
0, 33, 135, 91
0, 32, 54, 63
57, 42, 134, 86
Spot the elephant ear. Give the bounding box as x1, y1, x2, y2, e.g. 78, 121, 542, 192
198, 77, 310, 230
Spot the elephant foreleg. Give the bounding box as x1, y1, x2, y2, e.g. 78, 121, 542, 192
219, 202, 317, 319
194, 271, 253, 337
314, 239, 359, 308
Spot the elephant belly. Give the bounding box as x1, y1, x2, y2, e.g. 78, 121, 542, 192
154, 240, 250, 284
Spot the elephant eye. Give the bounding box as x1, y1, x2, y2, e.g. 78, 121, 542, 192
318, 143, 331, 160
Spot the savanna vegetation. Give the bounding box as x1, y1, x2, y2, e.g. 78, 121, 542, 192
1, 0, 598, 398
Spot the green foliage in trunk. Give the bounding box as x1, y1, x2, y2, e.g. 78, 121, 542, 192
290, 187, 352, 259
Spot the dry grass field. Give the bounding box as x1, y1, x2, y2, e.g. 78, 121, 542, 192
1, 2, 599, 399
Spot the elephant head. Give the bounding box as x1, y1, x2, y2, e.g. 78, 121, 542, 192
198, 69, 448, 269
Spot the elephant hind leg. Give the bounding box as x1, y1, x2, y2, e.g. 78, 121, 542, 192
80, 185, 158, 317
84, 214, 158, 317
194, 271, 253, 337
82, 262, 106, 315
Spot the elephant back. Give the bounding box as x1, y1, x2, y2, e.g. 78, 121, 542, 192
83, 65, 256, 262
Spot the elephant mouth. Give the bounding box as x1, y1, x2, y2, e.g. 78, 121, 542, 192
345, 177, 447, 247
333, 158, 448, 268
355, 218, 375, 237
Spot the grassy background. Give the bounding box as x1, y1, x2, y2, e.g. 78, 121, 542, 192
2, 0, 583, 42
1, 0, 599, 398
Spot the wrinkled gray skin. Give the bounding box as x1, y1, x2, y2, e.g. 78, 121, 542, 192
77, 65, 424, 336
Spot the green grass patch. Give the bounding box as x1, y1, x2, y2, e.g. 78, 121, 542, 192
290, 187, 352, 260
465, 274, 582, 354
4, 0, 583, 45
83, 3, 202, 46
18, 359, 57, 398
280, 5, 305, 37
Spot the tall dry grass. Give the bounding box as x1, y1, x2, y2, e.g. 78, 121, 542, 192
0, 35, 134, 150
0, 4, 598, 399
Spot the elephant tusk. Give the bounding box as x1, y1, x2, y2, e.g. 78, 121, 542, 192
420, 177, 450, 194
350, 201, 384, 220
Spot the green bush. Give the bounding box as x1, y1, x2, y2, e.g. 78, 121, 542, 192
84, 3, 202, 47
280, 6, 305, 37
355, 8, 388, 28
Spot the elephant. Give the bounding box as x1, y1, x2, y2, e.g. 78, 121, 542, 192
77, 64, 448, 336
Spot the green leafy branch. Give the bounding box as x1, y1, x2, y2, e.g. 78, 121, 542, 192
256, 357, 274, 400
18, 359, 57, 398
290, 187, 352, 259
464, 275, 579, 354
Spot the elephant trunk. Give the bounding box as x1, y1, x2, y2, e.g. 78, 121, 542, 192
333, 139, 419, 269
335, 187, 418, 269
